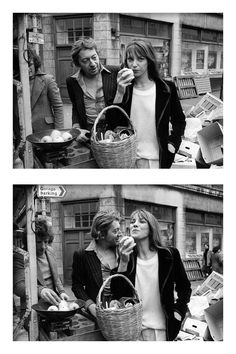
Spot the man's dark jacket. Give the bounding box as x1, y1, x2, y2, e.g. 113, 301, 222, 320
66, 66, 126, 130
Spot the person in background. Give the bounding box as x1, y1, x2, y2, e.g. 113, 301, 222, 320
114, 39, 186, 168
13, 219, 69, 317
71, 210, 134, 318
202, 243, 211, 277
27, 48, 64, 132
111, 209, 191, 341
209, 242, 223, 275
66, 37, 129, 143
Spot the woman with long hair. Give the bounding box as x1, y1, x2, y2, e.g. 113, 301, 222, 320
112, 209, 191, 341
115, 39, 186, 168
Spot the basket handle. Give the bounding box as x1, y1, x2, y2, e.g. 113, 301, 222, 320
96, 273, 140, 308
92, 105, 133, 142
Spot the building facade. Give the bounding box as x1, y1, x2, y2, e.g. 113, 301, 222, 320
13, 184, 223, 284
22, 13, 223, 103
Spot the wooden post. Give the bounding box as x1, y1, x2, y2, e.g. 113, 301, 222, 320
17, 14, 34, 168
26, 186, 39, 340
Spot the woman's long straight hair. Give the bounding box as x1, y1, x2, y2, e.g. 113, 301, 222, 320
124, 39, 160, 81
130, 209, 164, 251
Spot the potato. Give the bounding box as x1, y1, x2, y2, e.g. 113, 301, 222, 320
41, 135, 53, 143
61, 132, 72, 141
47, 305, 58, 311
50, 130, 62, 139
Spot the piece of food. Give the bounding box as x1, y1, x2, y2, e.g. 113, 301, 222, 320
61, 132, 72, 141
109, 300, 122, 309
47, 305, 58, 311
41, 135, 53, 143
68, 302, 79, 310
58, 300, 69, 311
52, 136, 64, 142
50, 130, 62, 140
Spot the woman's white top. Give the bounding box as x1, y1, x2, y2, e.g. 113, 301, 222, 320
130, 83, 159, 161
135, 252, 166, 330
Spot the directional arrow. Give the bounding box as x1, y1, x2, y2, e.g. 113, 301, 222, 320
37, 185, 66, 198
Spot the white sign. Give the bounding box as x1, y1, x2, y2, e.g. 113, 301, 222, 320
37, 185, 66, 198
28, 32, 44, 44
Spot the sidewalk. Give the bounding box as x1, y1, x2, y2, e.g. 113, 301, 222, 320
63, 90, 221, 129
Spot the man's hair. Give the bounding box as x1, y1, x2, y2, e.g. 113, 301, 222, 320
27, 48, 41, 72
71, 37, 98, 66
35, 219, 54, 244
90, 210, 120, 240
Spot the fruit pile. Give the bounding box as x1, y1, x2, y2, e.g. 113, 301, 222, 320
47, 300, 79, 311
41, 130, 72, 143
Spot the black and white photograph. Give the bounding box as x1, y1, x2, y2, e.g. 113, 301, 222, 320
13, 12, 223, 169
3, 1, 233, 351
13, 184, 223, 341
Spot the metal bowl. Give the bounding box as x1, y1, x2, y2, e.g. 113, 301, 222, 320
26, 128, 80, 152
32, 299, 84, 321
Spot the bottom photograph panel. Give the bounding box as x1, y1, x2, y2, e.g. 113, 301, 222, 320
13, 184, 223, 342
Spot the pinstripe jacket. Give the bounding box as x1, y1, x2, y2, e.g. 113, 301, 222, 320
66, 65, 127, 131
71, 246, 119, 310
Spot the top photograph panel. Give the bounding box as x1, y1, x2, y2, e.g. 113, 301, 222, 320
13, 13, 223, 169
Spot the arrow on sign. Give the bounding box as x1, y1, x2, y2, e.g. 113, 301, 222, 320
37, 185, 66, 198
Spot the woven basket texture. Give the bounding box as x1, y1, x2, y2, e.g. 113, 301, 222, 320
96, 274, 143, 341
91, 105, 137, 168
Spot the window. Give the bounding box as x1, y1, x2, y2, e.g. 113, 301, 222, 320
196, 50, 205, 69
201, 233, 209, 251
55, 16, 93, 45
181, 49, 192, 72
147, 21, 170, 38
120, 16, 145, 35
120, 15, 171, 39
186, 231, 197, 254
220, 52, 223, 69
208, 51, 217, 69
182, 27, 200, 41
202, 29, 218, 43
63, 200, 99, 229
186, 210, 204, 224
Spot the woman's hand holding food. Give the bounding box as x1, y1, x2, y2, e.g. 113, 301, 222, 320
40, 287, 61, 306
118, 236, 136, 271
114, 68, 134, 103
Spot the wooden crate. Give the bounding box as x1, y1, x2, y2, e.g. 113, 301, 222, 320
194, 76, 212, 95
174, 76, 198, 99
183, 258, 204, 281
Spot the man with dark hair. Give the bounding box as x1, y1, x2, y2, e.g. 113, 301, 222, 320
66, 37, 133, 143
13, 219, 69, 316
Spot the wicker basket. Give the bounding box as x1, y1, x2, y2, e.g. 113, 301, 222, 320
91, 105, 137, 168
96, 274, 143, 341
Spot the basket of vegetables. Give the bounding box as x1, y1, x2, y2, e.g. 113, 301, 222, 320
91, 105, 137, 168
96, 274, 143, 341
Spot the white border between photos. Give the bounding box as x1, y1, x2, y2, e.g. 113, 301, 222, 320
2, 1, 235, 353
